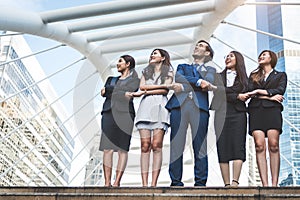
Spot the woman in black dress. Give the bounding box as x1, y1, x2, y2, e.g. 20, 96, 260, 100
211, 51, 248, 187
99, 55, 140, 187
247, 50, 287, 186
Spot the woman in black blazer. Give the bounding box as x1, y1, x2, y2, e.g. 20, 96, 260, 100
211, 51, 248, 187
247, 50, 287, 186
99, 55, 140, 187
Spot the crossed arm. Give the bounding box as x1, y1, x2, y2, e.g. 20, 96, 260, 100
171, 64, 217, 93
131, 72, 174, 97
237, 73, 287, 103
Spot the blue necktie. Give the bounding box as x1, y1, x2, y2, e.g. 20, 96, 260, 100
196, 64, 205, 78
193, 64, 199, 76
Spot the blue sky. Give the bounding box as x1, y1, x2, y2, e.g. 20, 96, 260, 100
7, 0, 106, 11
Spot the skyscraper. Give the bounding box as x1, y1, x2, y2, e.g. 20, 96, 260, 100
254, 0, 300, 186
0, 33, 76, 186
284, 73, 300, 186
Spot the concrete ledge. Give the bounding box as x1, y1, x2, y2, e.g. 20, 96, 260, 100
0, 186, 300, 200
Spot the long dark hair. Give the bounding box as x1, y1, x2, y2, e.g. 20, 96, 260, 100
231, 51, 248, 91
120, 54, 138, 78
142, 49, 172, 84
250, 50, 277, 85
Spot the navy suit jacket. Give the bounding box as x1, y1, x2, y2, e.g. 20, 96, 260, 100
248, 70, 287, 111
166, 62, 216, 112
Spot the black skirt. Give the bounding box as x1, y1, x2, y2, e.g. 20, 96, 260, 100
99, 110, 135, 152
248, 106, 282, 137
214, 103, 247, 163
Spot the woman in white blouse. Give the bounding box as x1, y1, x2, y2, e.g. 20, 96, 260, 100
210, 51, 249, 187
132, 49, 173, 187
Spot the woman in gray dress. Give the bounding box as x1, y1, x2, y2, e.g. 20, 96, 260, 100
99, 55, 140, 187
132, 49, 173, 187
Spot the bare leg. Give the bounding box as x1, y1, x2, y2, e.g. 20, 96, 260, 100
113, 150, 128, 187
267, 129, 280, 187
139, 129, 151, 187
232, 159, 243, 187
253, 130, 268, 186
151, 129, 165, 187
103, 149, 114, 187
219, 163, 230, 187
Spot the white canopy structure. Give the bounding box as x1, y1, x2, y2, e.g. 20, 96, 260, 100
0, 0, 245, 79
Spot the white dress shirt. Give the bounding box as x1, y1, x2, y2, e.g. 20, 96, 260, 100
226, 69, 237, 87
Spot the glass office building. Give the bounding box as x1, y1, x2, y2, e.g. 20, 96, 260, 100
254, 0, 300, 186
0, 33, 75, 186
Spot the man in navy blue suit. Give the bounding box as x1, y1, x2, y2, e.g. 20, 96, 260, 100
166, 40, 216, 186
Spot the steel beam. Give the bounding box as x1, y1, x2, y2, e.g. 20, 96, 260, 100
40, 0, 204, 23
67, 1, 214, 32
86, 16, 203, 42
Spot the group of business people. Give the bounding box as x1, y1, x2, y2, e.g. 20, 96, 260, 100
98, 40, 287, 187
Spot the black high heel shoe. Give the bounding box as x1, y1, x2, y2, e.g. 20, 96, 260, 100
231, 179, 239, 187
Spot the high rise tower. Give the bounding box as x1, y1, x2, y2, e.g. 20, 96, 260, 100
254, 0, 300, 186
0, 33, 76, 186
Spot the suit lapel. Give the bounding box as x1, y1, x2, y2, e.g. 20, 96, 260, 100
264, 70, 276, 86
221, 70, 227, 87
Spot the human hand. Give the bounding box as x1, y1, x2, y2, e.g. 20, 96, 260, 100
208, 84, 217, 91
170, 83, 183, 93
165, 84, 173, 89
270, 94, 284, 103
131, 90, 146, 97
200, 80, 211, 90
238, 93, 250, 101
101, 88, 105, 96
125, 92, 133, 99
